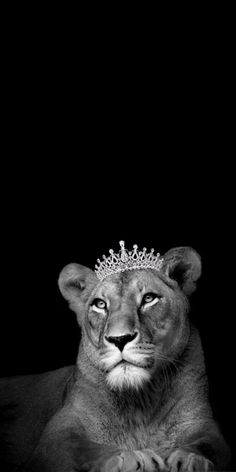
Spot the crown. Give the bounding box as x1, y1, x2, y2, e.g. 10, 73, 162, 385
95, 240, 164, 281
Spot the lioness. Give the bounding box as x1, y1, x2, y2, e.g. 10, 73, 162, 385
0, 245, 230, 471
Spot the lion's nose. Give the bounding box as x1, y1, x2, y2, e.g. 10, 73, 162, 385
105, 332, 138, 351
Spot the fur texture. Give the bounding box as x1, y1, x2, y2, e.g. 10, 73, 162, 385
0, 247, 230, 471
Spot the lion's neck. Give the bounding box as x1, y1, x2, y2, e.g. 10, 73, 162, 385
73, 345, 172, 421
108, 375, 167, 421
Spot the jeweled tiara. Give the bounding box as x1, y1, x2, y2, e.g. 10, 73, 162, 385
95, 240, 164, 281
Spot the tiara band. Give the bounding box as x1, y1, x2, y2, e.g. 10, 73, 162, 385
95, 240, 164, 281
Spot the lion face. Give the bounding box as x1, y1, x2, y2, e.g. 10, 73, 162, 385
85, 270, 190, 391
59, 247, 201, 391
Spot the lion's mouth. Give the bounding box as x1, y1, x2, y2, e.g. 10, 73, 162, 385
100, 347, 154, 373
115, 360, 131, 370
115, 359, 153, 370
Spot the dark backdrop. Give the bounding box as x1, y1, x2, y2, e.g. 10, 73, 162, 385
1, 22, 235, 467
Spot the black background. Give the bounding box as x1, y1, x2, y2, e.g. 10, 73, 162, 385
1, 14, 235, 469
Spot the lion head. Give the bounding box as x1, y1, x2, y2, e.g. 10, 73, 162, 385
58, 247, 201, 391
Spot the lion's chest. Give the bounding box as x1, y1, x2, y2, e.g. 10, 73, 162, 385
81, 405, 169, 452
112, 420, 167, 452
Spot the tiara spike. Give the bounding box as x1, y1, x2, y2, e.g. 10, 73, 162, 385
95, 241, 164, 281
119, 240, 129, 262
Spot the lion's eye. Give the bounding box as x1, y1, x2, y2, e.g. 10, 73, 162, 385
142, 293, 159, 307
92, 299, 107, 310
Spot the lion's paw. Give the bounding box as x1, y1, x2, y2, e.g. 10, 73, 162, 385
167, 449, 214, 472
80, 450, 140, 472
80, 449, 166, 472
134, 449, 166, 471
103, 450, 140, 471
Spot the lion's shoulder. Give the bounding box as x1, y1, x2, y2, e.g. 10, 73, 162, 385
0, 365, 74, 468
0, 365, 74, 408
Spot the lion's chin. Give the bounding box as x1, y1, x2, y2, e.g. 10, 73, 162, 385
106, 362, 151, 391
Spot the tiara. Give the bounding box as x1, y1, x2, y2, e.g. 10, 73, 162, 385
95, 240, 164, 281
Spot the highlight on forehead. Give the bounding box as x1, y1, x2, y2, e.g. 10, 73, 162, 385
126, 269, 172, 292
97, 268, 173, 296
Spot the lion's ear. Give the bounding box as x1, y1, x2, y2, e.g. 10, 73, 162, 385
162, 247, 201, 296
58, 263, 98, 304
